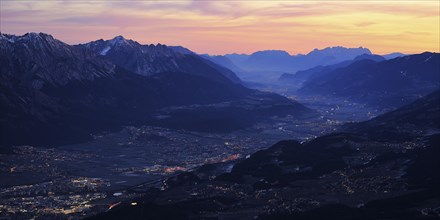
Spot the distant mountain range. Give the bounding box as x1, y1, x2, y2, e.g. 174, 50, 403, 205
204, 47, 374, 83
200, 54, 244, 75
0, 32, 311, 150
279, 53, 386, 86
204, 48, 409, 85
381, 52, 406, 60
298, 52, 440, 108
228, 47, 372, 72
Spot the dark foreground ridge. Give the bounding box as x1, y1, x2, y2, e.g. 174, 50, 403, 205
88, 91, 440, 219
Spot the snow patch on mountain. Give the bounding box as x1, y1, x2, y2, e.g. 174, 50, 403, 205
100, 46, 111, 55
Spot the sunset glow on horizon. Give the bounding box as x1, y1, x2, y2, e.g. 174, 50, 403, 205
1, 0, 439, 55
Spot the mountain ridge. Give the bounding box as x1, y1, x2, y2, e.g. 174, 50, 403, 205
279, 53, 385, 85
0, 32, 311, 151
203, 46, 373, 83
77, 35, 242, 84
298, 52, 440, 108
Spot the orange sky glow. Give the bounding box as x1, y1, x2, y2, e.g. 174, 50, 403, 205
1, 0, 439, 55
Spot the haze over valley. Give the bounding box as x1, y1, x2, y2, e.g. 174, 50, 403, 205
0, 1, 439, 219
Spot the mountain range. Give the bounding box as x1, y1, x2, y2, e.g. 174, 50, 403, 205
205, 47, 373, 83
297, 52, 440, 108
228, 47, 372, 72
0, 32, 311, 151
78, 36, 242, 84
279, 53, 386, 86
342, 90, 440, 140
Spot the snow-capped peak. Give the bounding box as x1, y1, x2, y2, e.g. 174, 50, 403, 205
22, 32, 55, 42
0, 33, 16, 43
109, 35, 128, 46
0, 32, 64, 50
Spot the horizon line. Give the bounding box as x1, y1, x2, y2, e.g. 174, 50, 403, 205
2, 31, 431, 57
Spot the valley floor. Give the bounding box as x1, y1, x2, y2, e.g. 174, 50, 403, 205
0, 96, 396, 219
0, 109, 336, 219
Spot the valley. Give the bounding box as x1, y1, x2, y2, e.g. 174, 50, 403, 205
0, 90, 428, 219
0, 108, 337, 219
0, 30, 438, 220
88, 91, 440, 220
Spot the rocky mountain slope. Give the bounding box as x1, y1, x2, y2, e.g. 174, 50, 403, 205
0, 33, 311, 151
77, 36, 242, 84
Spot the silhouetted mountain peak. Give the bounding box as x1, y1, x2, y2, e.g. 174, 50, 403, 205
353, 53, 385, 62
1, 32, 66, 50
16, 32, 54, 41
251, 50, 291, 57
237, 50, 295, 72
109, 35, 136, 47
382, 52, 406, 60
310, 46, 368, 52
306, 46, 371, 58
111, 35, 125, 41
1, 32, 115, 86
82, 35, 144, 55
78, 36, 242, 84
82, 36, 191, 58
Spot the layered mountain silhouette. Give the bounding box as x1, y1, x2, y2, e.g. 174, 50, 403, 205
200, 54, 244, 74
226, 47, 372, 73
343, 90, 440, 140
382, 52, 406, 60
298, 52, 440, 108
205, 47, 372, 83
279, 53, 385, 85
238, 50, 294, 72
0, 33, 311, 150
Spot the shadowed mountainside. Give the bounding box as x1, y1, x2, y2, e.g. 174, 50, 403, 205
298, 52, 439, 108
0, 33, 311, 151
88, 84, 440, 220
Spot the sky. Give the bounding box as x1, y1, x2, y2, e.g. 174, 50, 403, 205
1, 0, 439, 55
